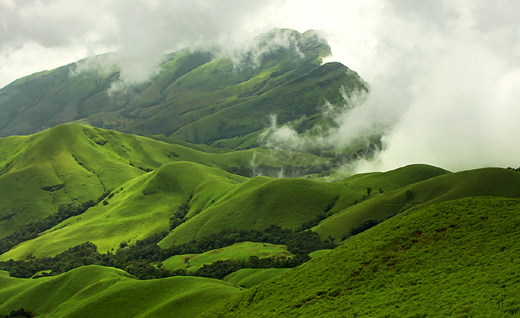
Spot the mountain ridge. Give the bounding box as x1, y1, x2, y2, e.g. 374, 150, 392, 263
0, 29, 368, 152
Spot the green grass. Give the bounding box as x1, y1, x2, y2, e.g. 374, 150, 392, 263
0, 161, 245, 260
1, 160, 451, 259
159, 177, 345, 246
0, 265, 241, 318
314, 167, 520, 241
0, 123, 327, 240
224, 268, 292, 288
158, 164, 448, 247
201, 196, 520, 317
161, 241, 293, 272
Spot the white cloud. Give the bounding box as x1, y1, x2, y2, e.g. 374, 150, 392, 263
1, 0, 519, 172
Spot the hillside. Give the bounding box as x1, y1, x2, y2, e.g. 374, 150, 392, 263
1, 22, 519, 318
314, 166, 520, 241
0, 162, 449, 260
201, 196, 520, 317
0, 29, 368, 151
0, 265, 240, 318
0, 123, 327, 241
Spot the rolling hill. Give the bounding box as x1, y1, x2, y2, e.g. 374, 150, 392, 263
201, 196, 520, 317
0, 265, 241, 318
313, 166, 520, 241
0, 157, 452, 260
0, 123, 327, 241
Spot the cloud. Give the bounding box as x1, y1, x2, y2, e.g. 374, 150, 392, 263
0, 0, 282, 87
261, 0, 520, 173
1, 0, 519, 173
347, 0, 520, 172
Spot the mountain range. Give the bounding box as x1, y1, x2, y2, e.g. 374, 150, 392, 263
0, 29, 519, 318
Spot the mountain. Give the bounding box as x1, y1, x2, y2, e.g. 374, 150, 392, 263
0, 29, 368, 150
2, 129, 518, 262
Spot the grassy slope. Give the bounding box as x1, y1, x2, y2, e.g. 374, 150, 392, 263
0, 265, 241, 318
201, 196, 520, 317
161, 241, 293, 272
160, 164, 449, 247
0, 161, 245, 260
314, 167, 520, 241
159, 177, 344, 246
0, 159, 451, 260
0, 124, 145, 238
224, 268, 292, 288
170, 61, 365, 147
0, 123, 326, 239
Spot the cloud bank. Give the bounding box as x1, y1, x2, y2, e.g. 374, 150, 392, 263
348, 0, 520, 172
256, 0, 520, 173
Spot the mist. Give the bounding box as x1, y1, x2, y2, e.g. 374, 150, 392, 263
254, 0, 520, 173
1, 0, 519, 173
347, 0, 520, 173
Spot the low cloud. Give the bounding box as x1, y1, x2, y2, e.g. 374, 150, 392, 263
348, 0, 520, 172
0, 0, 281, 88
2, 0, 519, 174
261, 0, 520, 174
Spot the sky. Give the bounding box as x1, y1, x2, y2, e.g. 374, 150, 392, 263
1, 0, 519, 172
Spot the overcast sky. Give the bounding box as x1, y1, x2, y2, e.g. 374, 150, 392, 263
1, 0, 519, 172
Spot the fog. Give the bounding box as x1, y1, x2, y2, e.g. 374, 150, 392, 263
1, 0, 519, 172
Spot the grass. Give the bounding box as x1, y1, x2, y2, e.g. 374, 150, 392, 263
0, 161, 245, 260
1, 159, 452, 259
201, 196, 520, 317
314, 167, 520, 241
159, 177, 345, 246
160, 241, 293, 272
0, 123, 327, 240
0, 265, 241, 318
224, 268, 292, 288
160, 164, 448, 248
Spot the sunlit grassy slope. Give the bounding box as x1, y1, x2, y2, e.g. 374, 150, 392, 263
0, 161, 246, 260
224, 268, 292, 288
159, 164, 450, 246
201, 197, 520, 317
0, 123, 325, 240
314, 167, 520, 241
161, 241, 293, 272
0, 162, 450, 260
0, 265, 241, 318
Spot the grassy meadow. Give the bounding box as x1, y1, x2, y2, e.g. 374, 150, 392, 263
202, 197, 520, 317
160, 241, 293, 273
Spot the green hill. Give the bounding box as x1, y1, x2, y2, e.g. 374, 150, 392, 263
0, 161, 450, 260
161, 241, 293, 273
160, 164, 450, 246
0, 265, 241, 318
314, 167, 520, 241
0, 161, 245, 260
0, 29, 368, 151
224, 268, 292, 288
201, 196, 520, 317
0, 123, 327, 240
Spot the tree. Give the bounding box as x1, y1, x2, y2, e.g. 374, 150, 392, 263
366, 187, 372, 196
